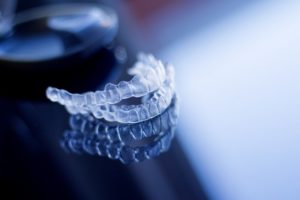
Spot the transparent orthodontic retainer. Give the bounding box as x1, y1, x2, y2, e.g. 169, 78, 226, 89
46, 53, 176, 124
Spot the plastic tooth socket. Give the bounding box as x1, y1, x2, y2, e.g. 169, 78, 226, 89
85, 92, 97, 105
60, 131, 74, 152
82, 136, 98, 155
60, 90, 72, 105
106, 142, 122, 159
134, 147, 147, 162
69, 133, 85, 154
130, 76, 149, 97
90, 137, 101, 155
128, 109, 139, 123
72, 94, 85, 106
108, 104, 117, 112
117, 81, 133, 99
69, 115, 85, 130
104, 83, 121, 104
69, 106, 87, 115
141, 94, 151, 104
130, 124, 143, 140
96, 138, 110, 156
133, 106, 143, 123
151, 116, 162, 134
119, 146, 136, 164
99, 105, 107, 112
118, 126, 134, 144
146, 140, 162, 159
95, 122, 107, 137
148, 101, 160, 118
144, 70, 161, 91
139, 105, 150, 121
66, 106, 79, 115
116, 109, 130, 123
81, 119, 97, 134
148, 55, 163, 81
107, 127, 120, 142
157, 95, 169, 113
95, 91, 106, 105
68, 139, 82, 154
92, 110, 103, 118
141, 120, 153, 137
102, 111, 116, 122
123, 105, 135, 110
151, 65, 163, 84
46, 87, 59, 101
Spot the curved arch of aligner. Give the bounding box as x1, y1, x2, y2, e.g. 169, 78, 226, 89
46, 53, 167, 106
60, 94, 179, 163
61, 128, 175, 164
46, 53, 176, 124
66, 65, 175, 123
69, 94, 178, 142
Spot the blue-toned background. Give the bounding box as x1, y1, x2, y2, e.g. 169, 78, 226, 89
1, 0, 299, 200
161, 1, 300, 200
119, 0, 300, 199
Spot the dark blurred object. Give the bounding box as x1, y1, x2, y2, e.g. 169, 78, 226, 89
0, 3, 118, 100
0, 0, 16, 36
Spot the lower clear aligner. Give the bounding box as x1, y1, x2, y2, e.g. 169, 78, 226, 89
67, 94, 179, 143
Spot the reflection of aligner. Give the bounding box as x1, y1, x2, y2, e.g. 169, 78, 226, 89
46, 53, 175, 123
60, 94, 179, 163
61, 128, 175, 164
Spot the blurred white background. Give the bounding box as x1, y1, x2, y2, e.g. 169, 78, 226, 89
159, 1, 300, 200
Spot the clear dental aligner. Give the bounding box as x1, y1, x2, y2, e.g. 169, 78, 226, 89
66, 66, 175, 123
46, 53, 167, 106
61, 127, 175, 164
68, 94, 179, 143
46, 53, 176, 124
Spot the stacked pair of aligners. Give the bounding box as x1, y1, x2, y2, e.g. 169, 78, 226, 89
46, 53, 176, 124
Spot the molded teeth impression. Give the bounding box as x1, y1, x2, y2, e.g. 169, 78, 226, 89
46, 53, 176, 124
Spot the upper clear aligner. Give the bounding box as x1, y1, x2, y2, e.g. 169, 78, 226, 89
46, 53, 167, 105
46, 53, 176, 124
